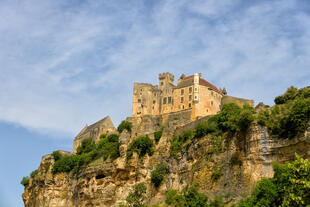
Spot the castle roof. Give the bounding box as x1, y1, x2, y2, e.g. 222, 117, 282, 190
177, 75, 223, 95
75, 116, 115, 139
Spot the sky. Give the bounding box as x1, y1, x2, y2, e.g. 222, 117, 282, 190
0, 0, 309, 206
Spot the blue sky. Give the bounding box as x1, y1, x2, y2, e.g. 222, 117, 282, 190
0, 0, 310, 206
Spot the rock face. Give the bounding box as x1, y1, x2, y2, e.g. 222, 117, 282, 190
22, 117, 310, 207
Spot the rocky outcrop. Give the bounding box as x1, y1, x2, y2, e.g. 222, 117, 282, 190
22, 118, 310, 207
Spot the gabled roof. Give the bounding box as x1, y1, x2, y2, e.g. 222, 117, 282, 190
177, 75, 223, 95
75, 116, 115, 139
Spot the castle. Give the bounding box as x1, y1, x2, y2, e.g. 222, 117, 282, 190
73, 72, 253, 153
132, 72, 253, 120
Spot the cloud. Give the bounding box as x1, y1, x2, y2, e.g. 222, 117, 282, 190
0, 0, 309, 137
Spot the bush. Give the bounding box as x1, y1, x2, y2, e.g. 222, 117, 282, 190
238, 153, 310, 207
154, 130, 163, 144
258, 92, 310, 139
165, 184, 208, 207
126, 183, 147, 207
211, 167, 223, 181
52, 151, 62, 161
97, 133, 120, 160
76, 138, 96, 155
127, 135, 154, 159
151, 164, 168, 187
118, 120, 132, 133
30, 170, 38, 178
170, 138, 183, 157
52, 134, 120, 174
209, 196, 224, 207
20, 176, 30, 187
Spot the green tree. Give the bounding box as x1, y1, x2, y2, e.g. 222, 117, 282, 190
151, 164, 168, 187
127, 135, 154, 159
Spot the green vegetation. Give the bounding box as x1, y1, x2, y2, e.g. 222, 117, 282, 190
118, 120, 133, 133
238, 153, 310, 207
165, 184, 209, 207
30, 169, 38, 178
211, 167, 223, 181
52, 134, 120, 174
127, 135, 154, 160
20, 176, 30, 187
151, 163, 168, 187
154, 130, 163, 144
125, 183, 147, 207
258, 86, 310, 138
170, 103, 255, 157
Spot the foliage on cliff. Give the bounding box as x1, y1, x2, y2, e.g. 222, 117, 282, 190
151, 164, 168, 188
52, 134, 120, 174
239, 154, 310, 207
258, 86, 310, 138
118, 120, 133, 133
127, 135, 154, 159
171, 103, 255, 157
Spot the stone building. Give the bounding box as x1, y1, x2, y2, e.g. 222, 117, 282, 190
132, 72, 228, 120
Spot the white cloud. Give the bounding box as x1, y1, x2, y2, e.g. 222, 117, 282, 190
0, 0, 309, 137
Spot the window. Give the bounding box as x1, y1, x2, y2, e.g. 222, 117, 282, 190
181, 89, 184, 95
189, 103, 191, 108
189, 95, 192, 101
211, 91, 213, 96
168, 96, 172, 104
189, 87, 192, 93
195, 96, 197, 99
195, 88, 198, 91
182, 105, 185, 109
211, 101, 213, 106
153, 100, 156, 104
152, 106, 154, 110
138, 99, 141, 103
140, 88, 143, 92
163, 97, 167, 104
181, 97, 184, 103
161, 82, 164, 86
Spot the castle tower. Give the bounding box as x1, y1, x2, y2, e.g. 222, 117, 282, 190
158, 72, 174, 91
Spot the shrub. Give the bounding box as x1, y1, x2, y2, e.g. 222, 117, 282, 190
170, 138, 183, 157
211, 167, 223, 181
238, 153, 310, 207
30, 170, 38, 178
126, 183, 147, 207
151, 164, 168, 187
118, 120, 132, 133
52, 151, 62, 161
258, 93, 310, 139
20, 176, 30, 187
165, 184, 208, 207
154, 130, 163, 144
209, 196, 224, 207
76, 138, 96, 155
97, 133, 120, 160
52, 134, 120, 174
127, 135, 154, 159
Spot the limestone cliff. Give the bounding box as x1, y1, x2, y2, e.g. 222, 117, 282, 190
22, 115, 310, 207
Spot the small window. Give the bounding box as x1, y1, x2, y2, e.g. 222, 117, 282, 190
182, 105, 185, 109
161, 82, 164, 86
181, 97, 184, 103
211, 101, 213, 106
189, 95, 192, 101
195, 88, 198, 91
195, 96, 197, 99
140, 89, 143, 92
189, 87, 192, 93
168, 97, 172, 104
211, 91, 213, 96
153, 100, 156, 104
206, 109, 208, 112
163, 97, 167, 104
189, 103, 192, 108
152, 106, 154, 109
181, 89, 184, 95
138, 99, 141, 103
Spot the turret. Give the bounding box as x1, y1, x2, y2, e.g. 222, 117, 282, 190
158, 72, 174, 91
